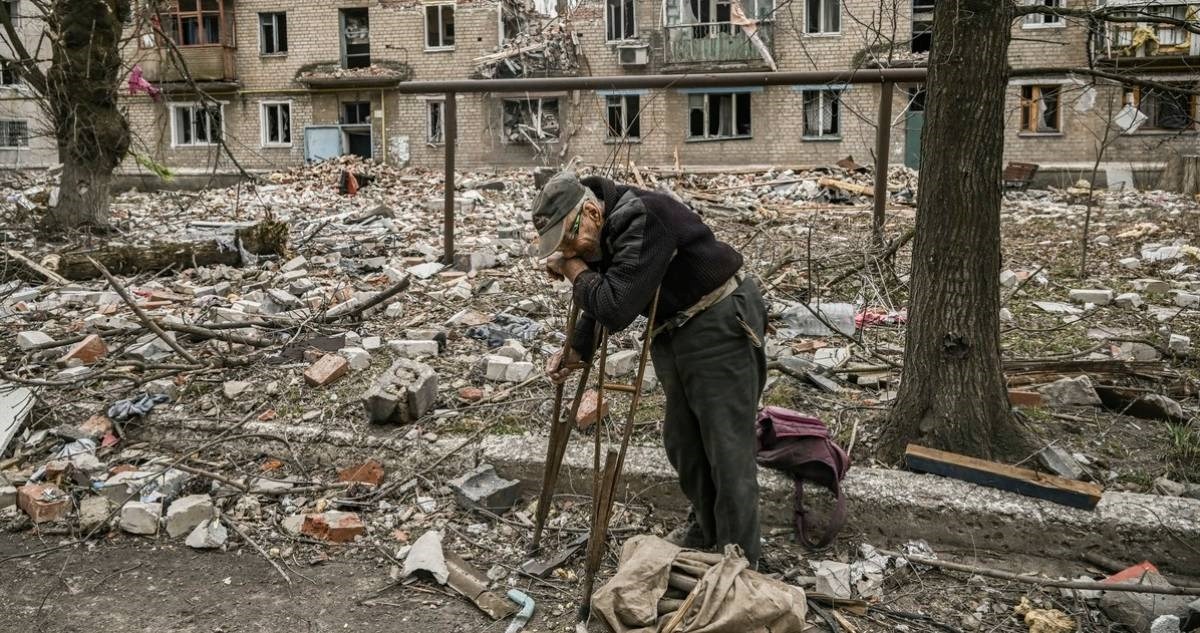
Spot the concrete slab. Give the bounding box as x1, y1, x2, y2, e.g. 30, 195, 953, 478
480, 436, 1200, 576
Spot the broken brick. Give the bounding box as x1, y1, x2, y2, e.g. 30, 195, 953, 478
79, 414, 113, 438
17, 483, 71, 523
337, 459, 385, 487
575, 389, 610, 430
301, 511, 365, 543
57, 334, 108, 367
458, 386, 484, 402
304, 354, 350, 387
1007, 390, 1043, 408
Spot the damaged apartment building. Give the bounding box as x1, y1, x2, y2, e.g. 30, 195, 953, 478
1, 0, 1198, 185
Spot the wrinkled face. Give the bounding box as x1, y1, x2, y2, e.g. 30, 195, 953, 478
556, 198, 604, 262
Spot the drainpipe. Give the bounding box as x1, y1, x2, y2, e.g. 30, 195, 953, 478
380, 88, 387, 165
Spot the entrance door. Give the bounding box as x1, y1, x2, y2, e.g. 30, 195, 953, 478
345, 129, 372, 159
904, 87, 926, 170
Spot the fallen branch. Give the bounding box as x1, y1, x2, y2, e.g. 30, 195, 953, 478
88, 256, 202, 366
171, 462, 250, 492
825, 227, 915, 289
878, 550, 1200, 596
220, 515, 292, 585
158, 321, 274, 348
4, 248, 69, 285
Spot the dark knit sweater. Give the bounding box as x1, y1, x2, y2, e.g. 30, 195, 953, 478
569, 176, 742, 359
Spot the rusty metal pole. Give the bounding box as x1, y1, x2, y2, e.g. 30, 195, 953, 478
872, 81, 895, 248
443, 91, 457, 265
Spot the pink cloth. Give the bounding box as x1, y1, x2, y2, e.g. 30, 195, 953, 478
128, 65, 161, 101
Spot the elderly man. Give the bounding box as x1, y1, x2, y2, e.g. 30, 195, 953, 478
534, 171, 767, 564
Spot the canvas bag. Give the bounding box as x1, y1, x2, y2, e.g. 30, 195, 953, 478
755, 406, 850, 548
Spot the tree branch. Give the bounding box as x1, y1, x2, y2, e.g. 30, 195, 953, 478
0, 1, 47, 92
1011, 66, 1200, 96
1012, 4, 1200, 36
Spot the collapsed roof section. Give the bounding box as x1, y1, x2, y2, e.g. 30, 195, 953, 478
473, 0, 580, 79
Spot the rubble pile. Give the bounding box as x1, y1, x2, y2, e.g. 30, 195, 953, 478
474, 22, 580, 79
1, 157, 1198, 631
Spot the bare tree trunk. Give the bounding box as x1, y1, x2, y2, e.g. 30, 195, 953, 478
46, 152, 113, 231
1157, 154, 1200, 195
882, 0, 1030, 461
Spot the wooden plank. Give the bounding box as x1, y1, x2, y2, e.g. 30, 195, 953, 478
904, 443, 1103, 510
818, 177, 875, 197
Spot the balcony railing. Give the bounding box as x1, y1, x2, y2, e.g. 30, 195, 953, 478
664, 22, 774, 65
141, 45, 238, 83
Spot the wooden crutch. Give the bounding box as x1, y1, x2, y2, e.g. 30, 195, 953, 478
530, 301, 589, 553
578, 289, 662, 622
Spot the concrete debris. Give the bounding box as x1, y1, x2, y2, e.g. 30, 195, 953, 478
1132, 279, 1170, 295
604, 350, 639, 377
16, 330, 53, 350
119, 501, 162, 535
813, 560, 852, 599
362, 358, 438, 424
185, 518, 228, 549
1069, 289, 1113, 306
1114, 293, 1143, 309
448, 464, 521, 513
223, 380, 252, 400
166, 494, 214, 538
1099, 569, 1193, 633
339, 346, 372, 371
1038, 376, 1102, 407
78, 495, 113, 533
390, 339, 439, 358
1168, 334, 1190, 354
1038, 445, 1084, 480
404, 530, 449, 584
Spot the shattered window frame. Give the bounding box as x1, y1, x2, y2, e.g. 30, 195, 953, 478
258, 12, 288, 55
341, 7, 371, 69
1126, 85, 1199, 132
804, 0, 839, 34
1019, 85, 1062, 134
170, 102, 224, 147
425, 2, 456, 51
605, 0, 636, 42
1022, 0, 1064, 28
427, 99, 445, 145
0, 119, 29, 148
260, 101, 292, 147
1150, 5, 1190, 46
687, 92, 752, 141
605, 94, 642, 142
502, 97, 561, 145
343, 101, 372, 126
161, 0, 230, 47
801, 89, 841, 139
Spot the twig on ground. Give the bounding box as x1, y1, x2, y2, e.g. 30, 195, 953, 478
221, 515, 292, 586
87, 256, 201, 366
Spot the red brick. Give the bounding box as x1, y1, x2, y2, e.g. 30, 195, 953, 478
57, 334, 108, 367
1008, 390, 1043, 408
79, 414, 113, 438
337, 460, 385, 486
17, 483, 71, 523
575, 389, 610, 431
304, 354, 349, 387
301, 511, 365, 543
458, 387, 484, 402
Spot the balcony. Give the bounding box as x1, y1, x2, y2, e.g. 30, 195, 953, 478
663, 22, 775, 68
141, 45, 237, 84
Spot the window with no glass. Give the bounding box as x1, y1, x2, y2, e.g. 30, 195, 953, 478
688, 92, 751, 140
172, 104, 223, 146
605, 94, 641, 141
1019, 85, 1061, 134
805, 0, 839, 34
425, 3, 455, 49
259, 12, 287, 54
261, 102, 291, 146
802, 89, 841, 138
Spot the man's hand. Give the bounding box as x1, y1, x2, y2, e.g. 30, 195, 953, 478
543, 253, 588, 283
545, 346, 583, 384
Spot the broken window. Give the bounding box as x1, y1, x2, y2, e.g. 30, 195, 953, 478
688, 92, 751, 140
1019, 85, 1061, 134
805, 0, 839, 34
0, 59, 17, 86
343, 101, 371, 126
1126, 85, 1198, 131
261, 102, 291, 146
163, 0, 227, 46
341, 8, 370, 68
0, 119, 28, 147
259, 12, 287, 54
742, 0, 775, 21
606, 0, 635, 41
911, 0, 934, 53
1022, 0, 1062, 27
502, 98, 560, 145
1150, 5, 1189, 46
688, 0, 733, 36
605, 94, 641, 141
425, 3, 455, 50
802, 89, 840, 138
427, 100, 445, 144
172, 103, 222, 146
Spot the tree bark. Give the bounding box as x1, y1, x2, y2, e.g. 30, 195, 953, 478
882, 0, 1030, 461
1156, 154, 1200, 195
46, 153, 114, 231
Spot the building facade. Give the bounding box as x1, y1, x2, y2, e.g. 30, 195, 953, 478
0, 0, 58, 168
1, 0, 1197, 182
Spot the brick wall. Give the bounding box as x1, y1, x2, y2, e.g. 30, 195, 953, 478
115, 0, 1196, 176
0, 0, 58, 168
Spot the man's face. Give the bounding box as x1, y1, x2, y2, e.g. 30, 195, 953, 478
556, 198, 603, 262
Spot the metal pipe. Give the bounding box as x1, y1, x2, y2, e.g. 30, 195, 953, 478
395, 68, 926, 94
443, 91, 457, 265
872, 81, 895, 247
